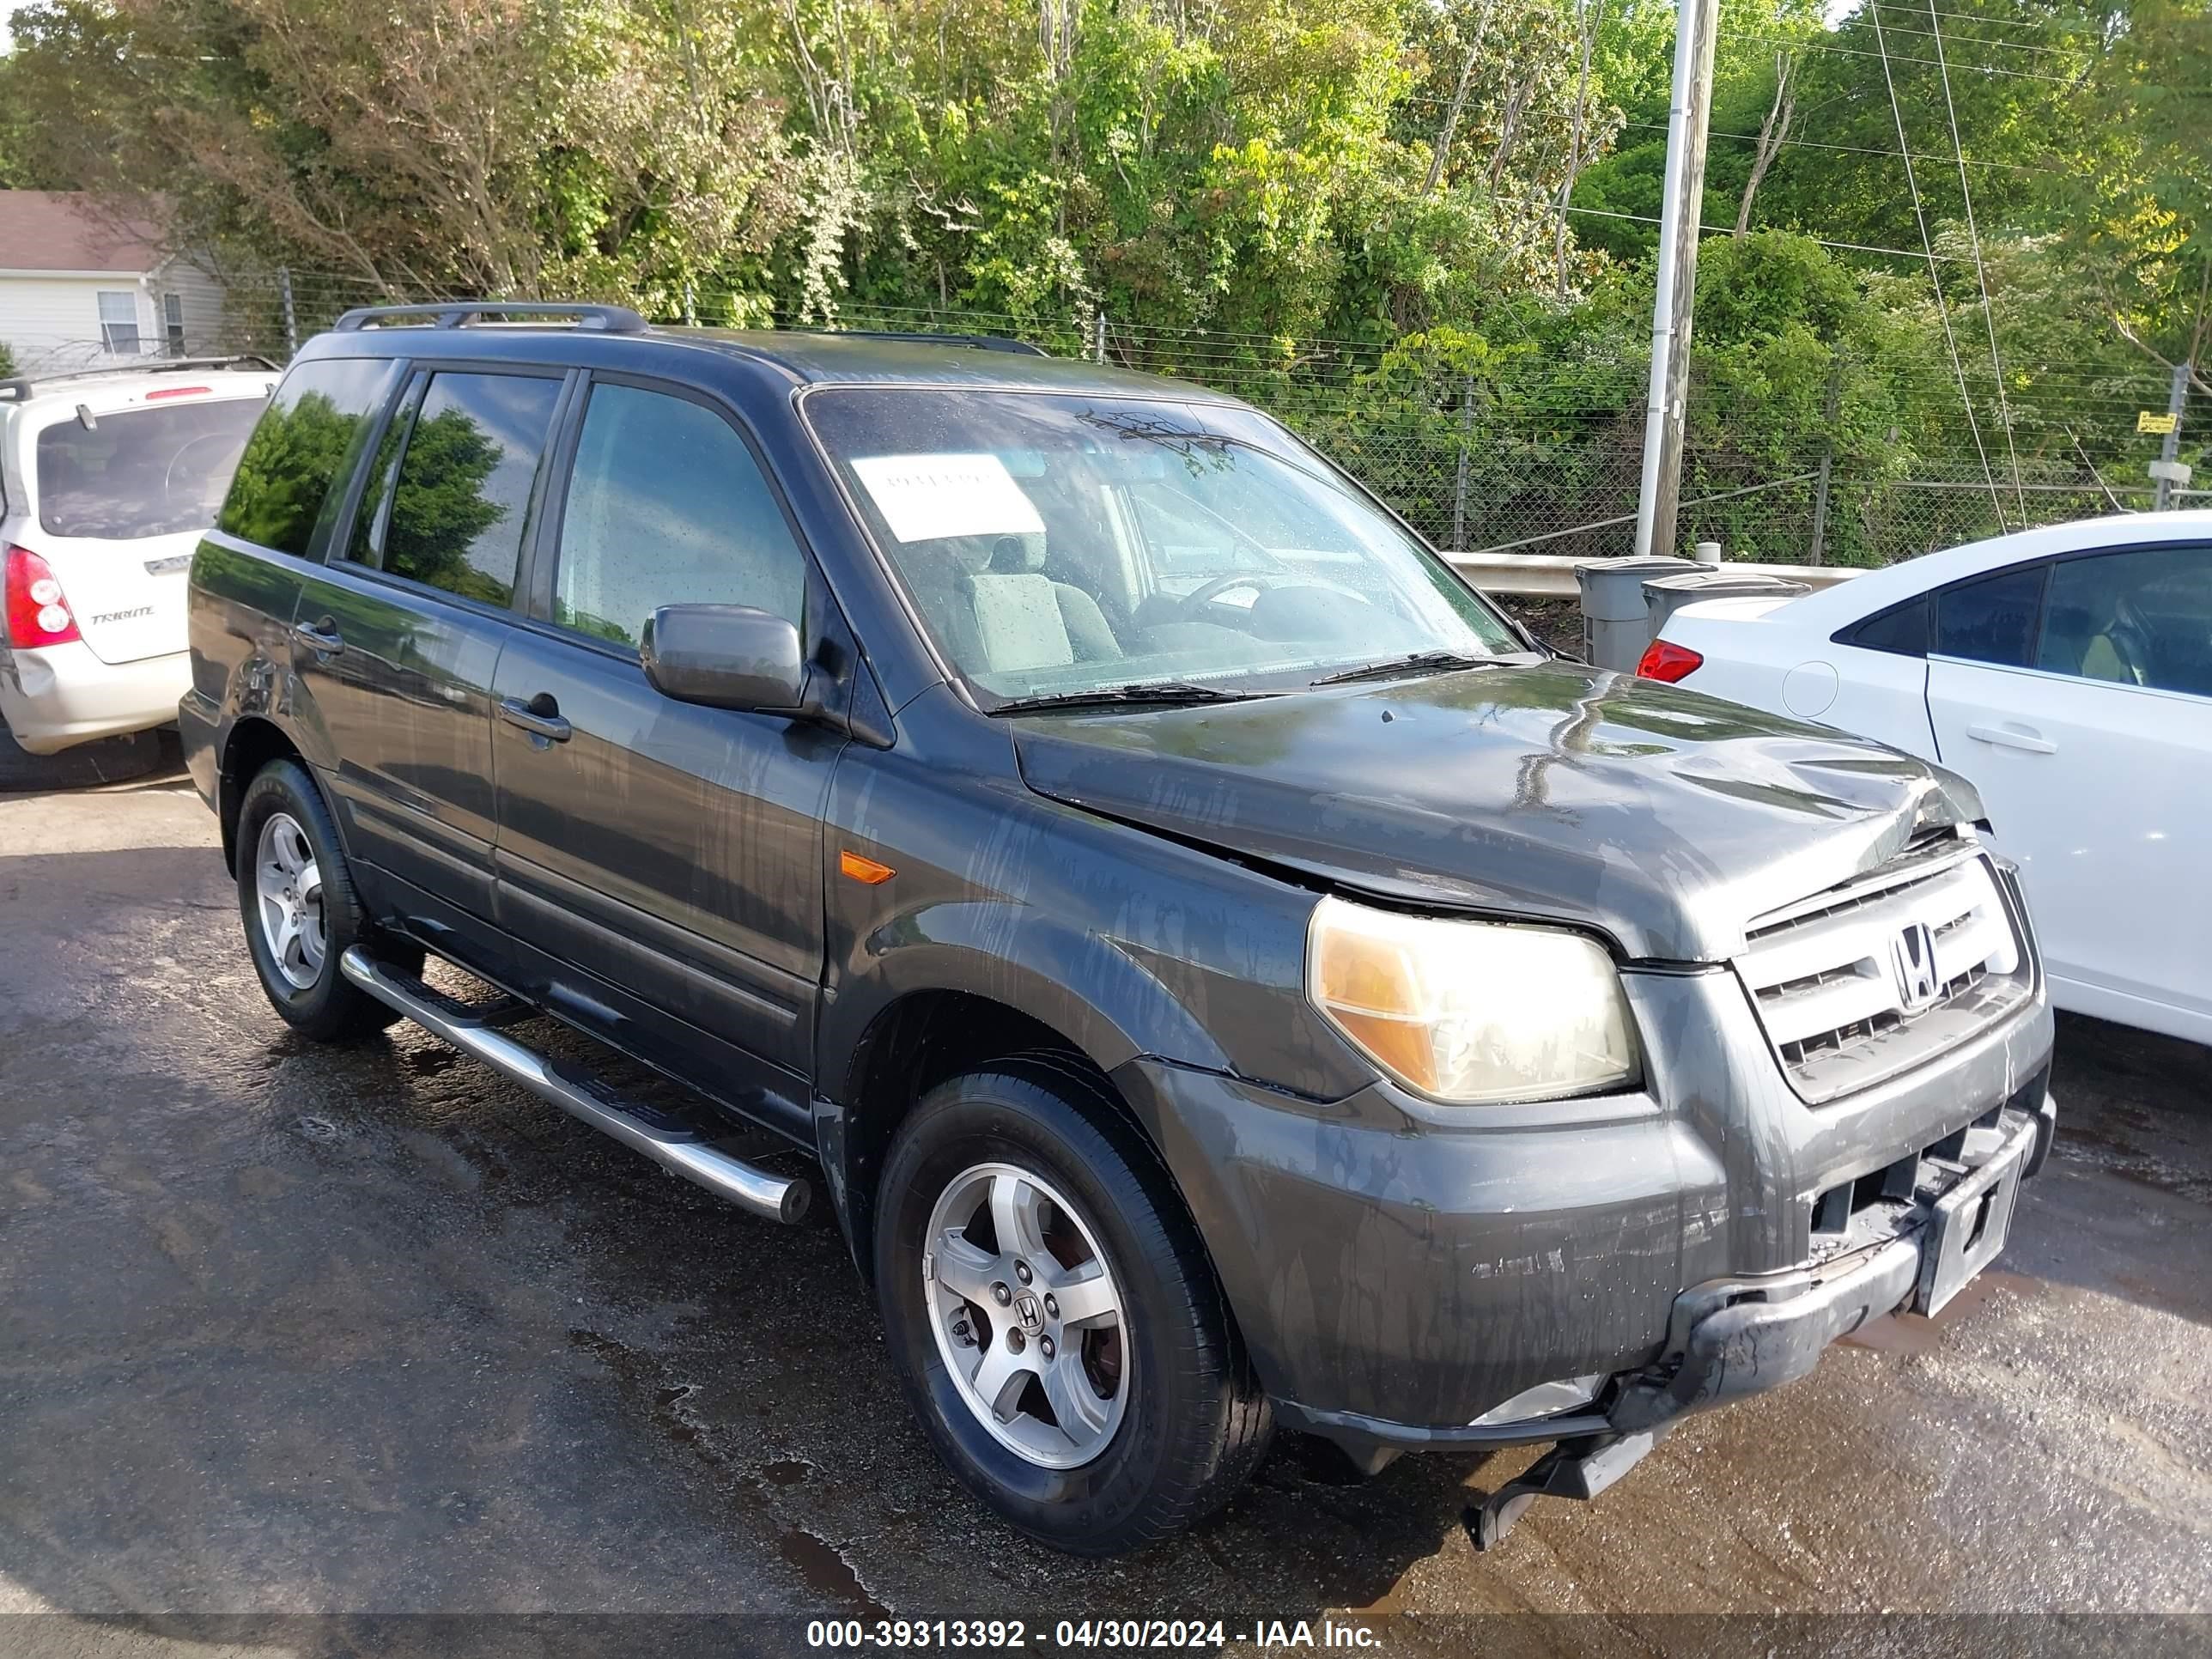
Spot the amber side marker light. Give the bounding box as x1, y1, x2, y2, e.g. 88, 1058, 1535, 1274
840, 849, 896, 885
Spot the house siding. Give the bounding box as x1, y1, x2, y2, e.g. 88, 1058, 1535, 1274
0, 261, 237, 376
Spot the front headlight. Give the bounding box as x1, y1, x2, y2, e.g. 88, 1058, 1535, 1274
1307, 896, 1639, 1104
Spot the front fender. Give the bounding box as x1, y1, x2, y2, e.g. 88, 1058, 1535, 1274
821, 901, 1236, 1103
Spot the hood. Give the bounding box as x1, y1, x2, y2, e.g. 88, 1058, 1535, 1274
1011, 660, 1984, 963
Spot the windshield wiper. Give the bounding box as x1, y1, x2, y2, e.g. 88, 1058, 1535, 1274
1310, 650, 1498, 687
990, 682, 1273, 714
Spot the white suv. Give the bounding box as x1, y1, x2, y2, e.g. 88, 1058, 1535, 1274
1, 359, 277, 764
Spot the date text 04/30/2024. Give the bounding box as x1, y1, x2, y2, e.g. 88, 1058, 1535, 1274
805, 1619, 1385, 1650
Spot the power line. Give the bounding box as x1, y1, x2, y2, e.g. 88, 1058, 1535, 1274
1921, 0, 2027, 515
1861, 2, 2089, 36
1740, 33, 2083, 83
1855, 10, 2082, 56
1550, 200, 1975, 263
1614, 118, 2067, 177
1868, 0, 2006, 522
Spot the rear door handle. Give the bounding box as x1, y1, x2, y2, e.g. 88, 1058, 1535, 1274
499, 694, 572, 743
293, 617, 343, 655
1965, 722, 2057, 755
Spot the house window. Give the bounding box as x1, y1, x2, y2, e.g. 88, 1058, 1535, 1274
97, 290, 142, 355
163, 292, 185, 355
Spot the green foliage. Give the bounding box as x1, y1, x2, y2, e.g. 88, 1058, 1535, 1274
216, 390, 362, 555
381, 408, 513, 605
5, 0, 2203, 569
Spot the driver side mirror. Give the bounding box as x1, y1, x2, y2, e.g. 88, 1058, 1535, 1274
641, 603, 805, 714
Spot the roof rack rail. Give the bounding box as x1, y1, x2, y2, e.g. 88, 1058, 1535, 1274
0, 354, 280, 401
333, 301, 651, 335
797, 328, 1049, 357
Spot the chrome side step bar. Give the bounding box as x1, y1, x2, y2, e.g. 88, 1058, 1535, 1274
338, 946, 811, 1224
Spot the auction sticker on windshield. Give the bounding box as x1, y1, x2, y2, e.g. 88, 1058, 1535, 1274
851, 452, 1046, 544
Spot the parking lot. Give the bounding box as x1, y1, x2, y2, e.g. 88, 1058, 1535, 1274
3, 755, 2209, 1647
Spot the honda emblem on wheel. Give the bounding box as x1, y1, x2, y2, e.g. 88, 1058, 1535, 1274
1893, 921, 1942, 1012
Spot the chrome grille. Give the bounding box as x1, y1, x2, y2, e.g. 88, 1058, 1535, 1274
1737, 845, 2032, 1103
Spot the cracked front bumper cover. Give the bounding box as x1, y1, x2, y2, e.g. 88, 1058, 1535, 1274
1283, 1099, 2049, 1458
1610, 1102, 2044, 1435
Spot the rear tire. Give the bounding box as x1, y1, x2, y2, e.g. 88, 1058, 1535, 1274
234, 757, 418, 1042
0, 714, 163, 792
874, 1058, 1272, 1554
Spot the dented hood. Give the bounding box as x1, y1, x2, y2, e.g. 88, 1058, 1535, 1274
1011, 660, 1984, 963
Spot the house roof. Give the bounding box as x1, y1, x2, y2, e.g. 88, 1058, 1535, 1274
0, 191, 171, 274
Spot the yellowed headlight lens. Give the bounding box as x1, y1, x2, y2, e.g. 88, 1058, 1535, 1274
1307, 896, 1638, 1104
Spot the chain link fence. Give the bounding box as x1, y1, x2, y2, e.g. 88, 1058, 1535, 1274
73, 264, 2197, 569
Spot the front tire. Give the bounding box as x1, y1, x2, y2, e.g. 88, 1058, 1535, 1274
874, 1059, 1272, 1554
234, 758, 417, 1041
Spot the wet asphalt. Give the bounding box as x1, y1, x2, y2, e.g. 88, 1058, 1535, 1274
3, 756, 2209, 1649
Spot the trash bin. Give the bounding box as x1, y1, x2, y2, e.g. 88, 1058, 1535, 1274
1640, 568, 1813, 642
1573, 556, 1699, 671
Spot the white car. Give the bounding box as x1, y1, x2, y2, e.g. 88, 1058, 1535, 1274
1639, 512, 2212, 1046
1, 359, 277, 763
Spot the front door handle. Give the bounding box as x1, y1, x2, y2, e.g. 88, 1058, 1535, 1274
1965, 722, 2057, 755
499, 693, 572, 743
293, 617, 344, 656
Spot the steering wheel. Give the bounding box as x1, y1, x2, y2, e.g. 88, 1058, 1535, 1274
1178, 571, 1286, 613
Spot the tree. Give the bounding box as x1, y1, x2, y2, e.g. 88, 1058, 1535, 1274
4, 0, 799, 305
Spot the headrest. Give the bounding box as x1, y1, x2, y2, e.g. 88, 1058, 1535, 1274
988, 533, 1048, 573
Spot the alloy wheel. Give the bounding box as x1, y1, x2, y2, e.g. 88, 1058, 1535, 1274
922, 1161, 1131, 1470
254, 811, 326, 991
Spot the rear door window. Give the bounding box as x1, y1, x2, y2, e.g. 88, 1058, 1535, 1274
218, 357, 401, 556
1933, 565, 2045, 668
36, 398, 266, 539
372, 371, 561, 609
2038, 545, 2212, 697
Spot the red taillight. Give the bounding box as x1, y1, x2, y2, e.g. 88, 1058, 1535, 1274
144, 386, 212, 401
4, 545, 82, 647
1636, 638, 1704, 683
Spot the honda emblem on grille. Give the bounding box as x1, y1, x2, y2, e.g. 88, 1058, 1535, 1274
1893, 921, 1942, 1012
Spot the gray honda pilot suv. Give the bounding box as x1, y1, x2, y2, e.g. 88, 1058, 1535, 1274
182, 301, 2057, 1554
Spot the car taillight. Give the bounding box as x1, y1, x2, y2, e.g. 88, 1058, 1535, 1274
144, 386, 212, 401
1635, 639, 1703, 683
4, 546, 82, 647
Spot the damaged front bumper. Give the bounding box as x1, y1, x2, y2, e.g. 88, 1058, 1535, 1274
1460, 1097, 2052, 1547
1278, 1095, 2054, 1469
1612, 1097, 2050, 1435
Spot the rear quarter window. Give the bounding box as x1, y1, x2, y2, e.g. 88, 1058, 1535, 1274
217, 357, 401, 556
1840, 594, 1931, 657
36, 398, 266, 540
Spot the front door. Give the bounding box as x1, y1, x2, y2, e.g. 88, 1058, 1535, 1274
291, 363, 568, 930
1925, 543, 2212, 1040
490, 376, 843, 1134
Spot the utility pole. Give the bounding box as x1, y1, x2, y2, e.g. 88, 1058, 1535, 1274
277, 266, 299, 357
2151, 359, 2191, 511
1631, 0, 1720, 559
1808, 357, 1843, 565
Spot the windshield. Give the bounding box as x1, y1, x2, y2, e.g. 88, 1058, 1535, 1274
36, 397, 264, 540
805, 388, 1521, 705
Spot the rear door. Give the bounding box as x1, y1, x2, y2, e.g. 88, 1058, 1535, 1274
22, 385, 271, 663
289, 363, 569, 930
1924, 545, 2212, 1038
490, 374, 843, 1133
